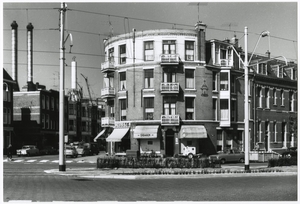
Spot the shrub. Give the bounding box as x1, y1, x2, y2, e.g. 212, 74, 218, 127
268, 157, 297, 167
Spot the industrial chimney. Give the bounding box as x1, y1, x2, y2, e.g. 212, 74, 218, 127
71, 57, 77, 89
27, 23, 34, 91
11, 21, 18, 82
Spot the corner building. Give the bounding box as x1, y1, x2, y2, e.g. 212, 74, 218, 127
101, 22, 218, 157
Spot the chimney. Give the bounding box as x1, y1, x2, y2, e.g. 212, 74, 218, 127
195, 21, 207, 63
266, 50, 270, 59
71, 57, 77, 89
27, 23, 34, 84
11, 21, 18, 82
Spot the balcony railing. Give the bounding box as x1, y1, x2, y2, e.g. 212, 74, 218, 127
101, 117, 115, 127
161, 115, 180, 126
160, 54, 180, 65
101, 87, 115, 98
160, 82, 179, 94
101, 61, 115, 72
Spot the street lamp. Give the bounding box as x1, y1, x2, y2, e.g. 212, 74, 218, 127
229, 27, 270, 171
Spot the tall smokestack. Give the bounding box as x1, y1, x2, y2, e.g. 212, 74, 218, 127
27, 23, 34, 83
71, 57, 77, 89
11, 21, 18, 82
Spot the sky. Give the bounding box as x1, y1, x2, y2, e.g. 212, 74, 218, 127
2, 1, 298, 99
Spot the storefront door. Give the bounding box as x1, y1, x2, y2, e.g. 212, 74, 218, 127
166, 129, 174, 157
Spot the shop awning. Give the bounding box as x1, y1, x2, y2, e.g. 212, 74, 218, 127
133, 125, 159, 139
179, 125, 207, 139
93, 128, 106, 142
106, 128, 129, 142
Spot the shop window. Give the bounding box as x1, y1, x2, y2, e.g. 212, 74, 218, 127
185, 41, 194, 61
144, 97, 154, 120
119, 44, 126, 64
185, 69, 195, 89
120, 72, 126, 90
185, 97, 194, 120
144, 69, 154, 89
144, 41, 154, 61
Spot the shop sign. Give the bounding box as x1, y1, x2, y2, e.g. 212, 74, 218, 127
114, 121, 131, 129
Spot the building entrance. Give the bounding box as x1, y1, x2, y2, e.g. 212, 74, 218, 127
165, 129, 174, 157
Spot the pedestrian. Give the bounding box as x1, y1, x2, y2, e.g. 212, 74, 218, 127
7, 144, 13, 161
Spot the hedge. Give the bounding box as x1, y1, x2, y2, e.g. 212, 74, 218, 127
268, 157, 297, 167
97, 157, 221, 169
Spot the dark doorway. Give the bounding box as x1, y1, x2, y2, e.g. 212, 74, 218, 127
166, 129, 174, 157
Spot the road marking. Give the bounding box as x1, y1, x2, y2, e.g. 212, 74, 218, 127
8, 200, 32, 202
52, 160, 59, 163
13, 159, 23, 162
77, 160, 85, 163
25, 160, 36, 163
66, 160, 73, 163
39, 160, 49, 163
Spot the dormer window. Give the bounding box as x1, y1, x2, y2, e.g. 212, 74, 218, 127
258, 63, 267, 75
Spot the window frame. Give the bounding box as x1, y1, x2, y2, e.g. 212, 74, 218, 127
119, 44, 126, 64
185, 69, 195, 89
185, 41, 194, 61
144, 41, 154, 61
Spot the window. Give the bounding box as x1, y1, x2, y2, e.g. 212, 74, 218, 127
144, 69, 154, 89
213, 98, 217, 120
46, 96, 49, 110
220, 72, 229, 91
42, 114, 45, 128
51, 97, 54, 110
231, 75, 236, 93
217, 130, 222, 141
273, 122, 277, 142
163, 72, 176, 82
185, 41, 194, 61
120, 72, 126, 90
220, 99, 229, 121
69, 103, 76, 115
281, 90, 285, 106
82, 107, 86, 117
185, 69, 195, 89
163, 40, 176, 54
265, 121, 270, 136
257, 87, 262, 108
212, 72, 218, 91
46, 114, 49, 129
42, 95, 45, 109
119, 44, 126, 64
164, 102, 176, 115
120, 99, 127, 121
144, 41, 154, 61
108, 47, 114, 63
103, 76, 114, 88
148, 141, 153, 145
258, 121, 262, 142
258, 63, 267, 75
289, 91, 294, 111
273, 89, 277, 105
265, 88, 270, 108
144, 97, 154, 120
231, 100, 236, 121
3, 108, 7, 124
185, 97, 194, 120
282, 122, 286, 144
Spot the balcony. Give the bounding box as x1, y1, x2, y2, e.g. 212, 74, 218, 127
160, 82, 180, 94
161, 115, 180, 126
101, 117, 115, 127
101, 87, 115, 98
220, 59, 233, 67
101, 61, 115, 73
160, 54, 180, 65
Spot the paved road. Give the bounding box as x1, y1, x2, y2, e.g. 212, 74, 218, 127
3, 158, 297, 202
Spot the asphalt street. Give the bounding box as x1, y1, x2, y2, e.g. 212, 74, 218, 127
3, 155, 298, 202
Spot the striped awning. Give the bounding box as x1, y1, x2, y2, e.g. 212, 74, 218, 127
179, 125, 207, 139
106, 128, 129, 142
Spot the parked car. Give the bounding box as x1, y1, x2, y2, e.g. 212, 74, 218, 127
281, 147, 297, 159
208, 149, 245, 164
75, 144, 90, 157
16, 145, 39, 156
40, 146, 58, 155
86, 143, 100, 156
65, 145, 78, 158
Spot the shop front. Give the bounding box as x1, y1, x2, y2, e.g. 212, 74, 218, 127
106, 122, 131, 155
133, 125, 162, 156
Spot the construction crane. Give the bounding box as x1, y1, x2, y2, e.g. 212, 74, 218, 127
81, 73, 95, 105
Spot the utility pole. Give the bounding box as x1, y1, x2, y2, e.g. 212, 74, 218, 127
59, 2, 66, 171
244, 27, 249, 171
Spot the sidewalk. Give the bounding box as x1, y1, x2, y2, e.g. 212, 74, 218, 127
44, 154, 297, 179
